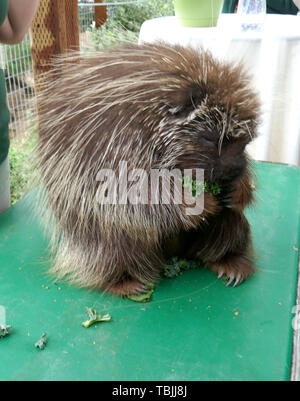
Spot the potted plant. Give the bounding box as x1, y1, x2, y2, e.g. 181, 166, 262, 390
174, 0, 224, 27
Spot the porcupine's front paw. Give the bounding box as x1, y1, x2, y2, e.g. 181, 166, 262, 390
220, 186, 238, 209
221, 175, 255, 212
107, 279, 151, 296
207, 254, 255, 287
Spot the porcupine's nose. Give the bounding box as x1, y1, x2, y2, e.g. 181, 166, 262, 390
210, 140, 247, 184
220, 152, 247, 183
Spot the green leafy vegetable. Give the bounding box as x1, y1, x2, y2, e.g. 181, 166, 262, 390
182, 177, 221, 197
164, 263, 182, 278
82, 308, 111, 328
204, 182, 222, 196
164, 257, 201, 278
124, 286, 155, 303
35, 333, 47, 350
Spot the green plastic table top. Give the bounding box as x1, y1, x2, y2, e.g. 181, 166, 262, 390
0, 161, 300, 381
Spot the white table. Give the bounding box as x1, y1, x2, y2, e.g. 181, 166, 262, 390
139, 14, 300, 167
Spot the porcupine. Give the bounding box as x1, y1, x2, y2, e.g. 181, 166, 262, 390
36, 42, 260, 296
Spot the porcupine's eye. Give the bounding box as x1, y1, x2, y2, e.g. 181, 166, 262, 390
167, 86, 206, 118
197, 128, 219, 144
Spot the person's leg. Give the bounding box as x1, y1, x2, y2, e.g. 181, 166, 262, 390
0, 156, 11, 214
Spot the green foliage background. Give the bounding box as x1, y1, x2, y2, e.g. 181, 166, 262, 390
108, 0, 174, 32
88, 0, 174, 50
9, 126, 38, 205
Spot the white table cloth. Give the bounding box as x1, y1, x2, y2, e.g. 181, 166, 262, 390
139, 14, 300, 167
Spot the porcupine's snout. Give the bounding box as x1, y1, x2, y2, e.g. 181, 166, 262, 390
213, 139, 248, 184
192, 132, 248, 185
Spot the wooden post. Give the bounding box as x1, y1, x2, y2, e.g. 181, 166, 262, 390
65, 0, 80, 50
30, 0, 80, 78
94, 0, 107, 28
30, 0, 80, 118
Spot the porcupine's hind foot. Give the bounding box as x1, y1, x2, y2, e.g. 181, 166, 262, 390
99, 232, 162, 297
207, 254, 255, 287
107, 279, 151, 296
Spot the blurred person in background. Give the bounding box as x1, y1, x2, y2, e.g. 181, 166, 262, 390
293, 0, 300, 14
222, 0, 300, 14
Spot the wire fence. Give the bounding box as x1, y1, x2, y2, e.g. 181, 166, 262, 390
0, 2, 105, 141
0, 2, 98, 142
79, 1, 96, 51
0, 0, 168, 142
1, 2, 95, 142
79, 1, 95, 32
0, 33, 34, 142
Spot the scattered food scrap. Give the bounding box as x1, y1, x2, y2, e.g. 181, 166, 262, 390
82, 307, 112, 328
0, 325, 12, 338
35, 333, 48, 350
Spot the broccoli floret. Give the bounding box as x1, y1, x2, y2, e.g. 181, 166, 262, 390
182, 177, 221, 197
163, 257, 201, 277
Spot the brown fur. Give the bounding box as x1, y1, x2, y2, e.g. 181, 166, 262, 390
36, 42, 260, 294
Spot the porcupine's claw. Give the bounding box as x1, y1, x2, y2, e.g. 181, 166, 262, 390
226, 273, 235, 287
233, 273, 243, 287
209, 255, 254, 288
220, 186, 238, 209
135, 283, 152, 294
221, 196, 234, 209
217, 271, 243, 287
225, 273, 244, 287
218, 270, 225, 279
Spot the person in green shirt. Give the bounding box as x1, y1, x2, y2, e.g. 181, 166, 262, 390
293, 0, 300, 12
0, 0, 40, 214
222, 0, 300, 14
